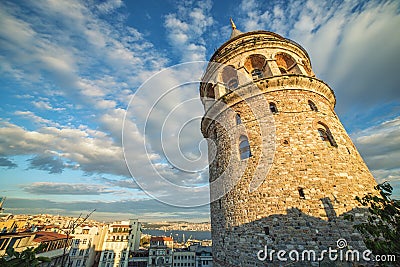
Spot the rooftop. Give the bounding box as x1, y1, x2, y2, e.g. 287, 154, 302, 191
33, 231, 70, 242
150, 236, 173, 242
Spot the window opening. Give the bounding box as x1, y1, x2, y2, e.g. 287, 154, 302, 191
235, 113, 241, 125
251, 69, 263, 79
239, 135, 251, 160
298, 188, 305, 199
227, 78, 238, 89
269, 102, 278, 114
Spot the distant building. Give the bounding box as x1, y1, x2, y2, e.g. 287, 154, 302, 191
173, 248, 195, 267
194, 246, 212, 267
148, 236, 173, 267
68, 224, 106, 267
0, 219, 26, 233
99, 219, 141, 267
0, 230, 72, 266
0, 232, 36, 256
128, 249, 149, 267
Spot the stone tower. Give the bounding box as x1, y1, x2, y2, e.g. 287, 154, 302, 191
200, 20, 377, 266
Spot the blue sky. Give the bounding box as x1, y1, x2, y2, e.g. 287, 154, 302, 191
0, 0, 399, 222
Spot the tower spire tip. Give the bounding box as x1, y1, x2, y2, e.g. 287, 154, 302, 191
230, 18, 237, 30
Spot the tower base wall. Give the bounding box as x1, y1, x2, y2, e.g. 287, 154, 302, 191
212, 208, 373, 266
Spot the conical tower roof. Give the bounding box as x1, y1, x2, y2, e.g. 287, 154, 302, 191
229, 18, 243, 39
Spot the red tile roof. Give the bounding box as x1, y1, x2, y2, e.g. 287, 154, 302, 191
33, 231, 70, 242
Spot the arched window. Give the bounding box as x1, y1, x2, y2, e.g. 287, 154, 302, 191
269, 102, 278, 114
244, 54, 272, 79
222, 65, 239, 90
275, 52, 302, 74
235, 113, 242, 125
239, 135, 251, 160
317, 123, 337, 147
308, 100, 318, 111
251, 69, 263, 80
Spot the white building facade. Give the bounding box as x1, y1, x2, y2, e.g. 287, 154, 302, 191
99, 219, 141, 267
68, 225, 106, 267
173, 249, 196, 267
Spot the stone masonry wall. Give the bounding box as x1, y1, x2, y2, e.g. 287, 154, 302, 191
207, 88, 376, 266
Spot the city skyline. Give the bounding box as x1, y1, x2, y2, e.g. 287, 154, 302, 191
0, 0, 399, 222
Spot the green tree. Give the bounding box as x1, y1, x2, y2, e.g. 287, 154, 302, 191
349, 182, 400, 259
0, 244, 50, 267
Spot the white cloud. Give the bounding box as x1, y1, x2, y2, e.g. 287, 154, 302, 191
96, 0, 123, 14
32, 101, 65, 111
14, 111, 59, 127
0, 0, 175, 184
164, 0, 214, 62
0, 0, 166, 111
121, 62, 216, 206
0, 120, 128, 177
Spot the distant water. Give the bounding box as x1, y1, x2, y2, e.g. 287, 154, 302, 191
142, 229, 211, 242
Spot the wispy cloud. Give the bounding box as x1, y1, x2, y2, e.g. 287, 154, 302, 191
0, 0, 168, 179
352, 116, 400, 199
14, 111, 60, 127
21, 182, 118, 195
96, 0, 123, 14
0, 120, 128, 177
27, 155, 65, 174
164, 0, 214, 61
352, 116, 400, 172
32, 101, 65, 111
99, 177, 139, 190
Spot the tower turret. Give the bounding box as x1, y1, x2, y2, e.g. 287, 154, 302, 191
200, 22, 377, 266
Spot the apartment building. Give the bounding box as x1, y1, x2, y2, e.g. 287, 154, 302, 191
68, 224, 106, 267
148, 236, 173, 267
99, 219, 141, 267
